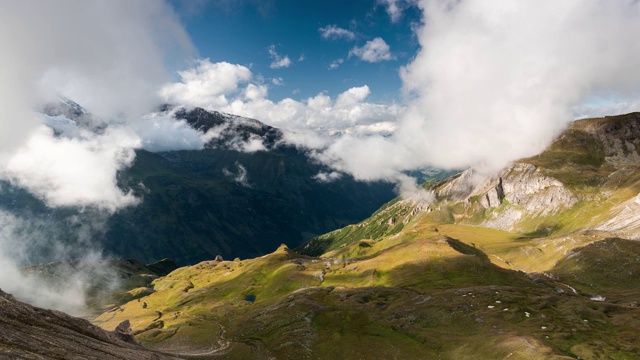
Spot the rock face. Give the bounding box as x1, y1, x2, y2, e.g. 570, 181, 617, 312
578, 112, 640, 165
480, 164, 577, 230
429, 163, 577, 231
0, 288, 176, 359
596, 193, 640, 238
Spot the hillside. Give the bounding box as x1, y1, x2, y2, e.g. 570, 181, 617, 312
89, 112, 640, 359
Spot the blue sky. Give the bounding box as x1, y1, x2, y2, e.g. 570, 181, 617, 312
169, 0, 421, 103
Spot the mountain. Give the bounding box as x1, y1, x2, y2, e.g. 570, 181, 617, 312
1, 101, 422, 265
301, 112, 640, 257
104, 106, 406, 264
93, 112, 640, 359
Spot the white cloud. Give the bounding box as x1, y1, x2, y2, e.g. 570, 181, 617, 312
4, 125, 139, 212
0, 0, 194, 212
378, 0, 413, 23
228, 134, 267, 153
272, 77, 284, 86
349, 37, 394, 62
268, 45, 292, 69
244, 83, 269, 102
223, 162, 251, 187
329, 58, 344, 70
223, 86, 402, 139
298, 53, 306, 62
160, 60, 252, 108
336, 85, 371, 107
129, 112, 208, 152
393, 0, 640, 171
313, 171, 342, 183
319, 25, 356, 41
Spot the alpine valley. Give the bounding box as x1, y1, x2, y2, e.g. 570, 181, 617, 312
3, 109, 640, 359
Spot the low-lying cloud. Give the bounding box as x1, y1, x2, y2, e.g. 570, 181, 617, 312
0, 208, 119, 314
5, 126, 140, 212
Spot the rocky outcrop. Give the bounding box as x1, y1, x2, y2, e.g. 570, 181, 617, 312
0, 288, 176, 359
479, 164, 577, 230
428, 163, 577, 231
596, 193, 640, 239
577, 112, 640, 165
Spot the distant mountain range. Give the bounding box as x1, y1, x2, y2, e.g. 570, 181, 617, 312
0, 100, 451, 265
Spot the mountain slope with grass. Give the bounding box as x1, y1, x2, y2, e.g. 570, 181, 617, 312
302, 112, 640, 258
91, 111, 640, 359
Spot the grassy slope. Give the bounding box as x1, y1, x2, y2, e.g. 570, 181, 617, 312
92, 113, 640, 359
95, 223, 640, 359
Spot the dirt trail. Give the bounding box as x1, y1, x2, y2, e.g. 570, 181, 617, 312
161, 321, 231, 358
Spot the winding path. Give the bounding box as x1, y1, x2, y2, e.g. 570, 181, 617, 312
161, 321, 231, 358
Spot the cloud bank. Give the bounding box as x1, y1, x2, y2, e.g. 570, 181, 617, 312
396, 0, 640, 170
316, 0, 640, 187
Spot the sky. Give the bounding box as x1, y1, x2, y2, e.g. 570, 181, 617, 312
169, 0, 421, 103
1, 0, 640, 311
